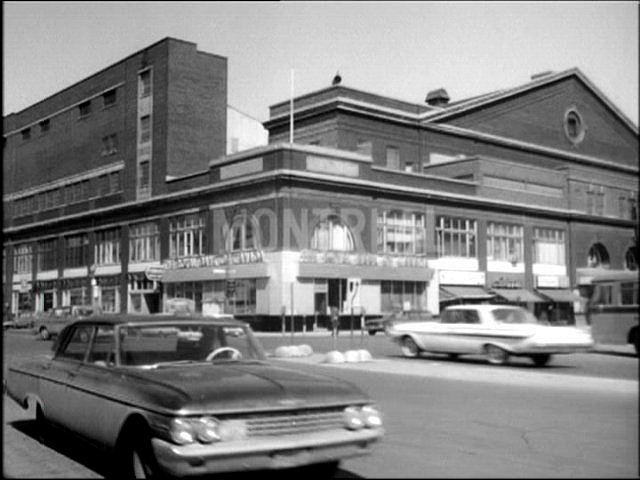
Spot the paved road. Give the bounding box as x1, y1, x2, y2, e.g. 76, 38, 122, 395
3, 330, 638, 478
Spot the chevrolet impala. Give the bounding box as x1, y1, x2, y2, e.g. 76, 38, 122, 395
387, 304, 594, 366
4, 315, 383, 478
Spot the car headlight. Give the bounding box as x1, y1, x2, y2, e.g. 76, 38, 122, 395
361, 405, 382, 428
343, 406, 364, 430
194, 416, 221, 443
169, 418, 196, 445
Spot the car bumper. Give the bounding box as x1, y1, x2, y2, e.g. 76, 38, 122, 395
152, 427, 382, 476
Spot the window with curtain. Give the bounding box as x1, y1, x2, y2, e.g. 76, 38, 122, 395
436, 216, 477, 258
95, 228, 121, 265
311, 216, 355, 251
377, 210, 425, 255
169, 213, 206, 258
486, 222, 523, 262
532, 228, 565, 265
227, 214, 260, 252
129, 222, 160, 262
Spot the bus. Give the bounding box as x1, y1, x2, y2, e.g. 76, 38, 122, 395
586, 270, 639, 354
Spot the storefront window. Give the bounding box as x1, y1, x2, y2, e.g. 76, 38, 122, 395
228, 279, 257, 314
13, 244, 33, 274
380, 281, 427, 312
486, 222, 523, 262
37, 238, 58, 271
95, 228, 120, 265
436, 216, 476, 257
129, 222, 160, 262
377, 211, 426, 255
101, 287, 118, 313
169, 213, 206, 258
532, 228, 565, 265
311, 216, 355, 251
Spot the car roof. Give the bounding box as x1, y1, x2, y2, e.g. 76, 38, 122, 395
67, 314, 248, 327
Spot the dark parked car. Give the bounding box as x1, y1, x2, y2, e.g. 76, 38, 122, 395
5, 315, 384, 477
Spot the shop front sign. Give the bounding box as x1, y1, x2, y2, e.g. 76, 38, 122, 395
163, 250, 264, 270
299, 250, 429, 269
439, 270, 485, 286
145, 265, 166, 282
535, 275, 570, 288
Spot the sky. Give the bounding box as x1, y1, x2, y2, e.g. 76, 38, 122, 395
3, 1, 639, 126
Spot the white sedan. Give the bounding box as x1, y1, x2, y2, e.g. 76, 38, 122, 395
386, 304, 594, 366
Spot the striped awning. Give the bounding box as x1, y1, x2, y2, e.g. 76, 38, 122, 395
536, 288, 582, 303
439, 286, 494, 301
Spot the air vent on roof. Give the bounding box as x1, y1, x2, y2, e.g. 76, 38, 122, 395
425, 88, 450, 107
530, 71, 554, 81
332, 72, 342, 86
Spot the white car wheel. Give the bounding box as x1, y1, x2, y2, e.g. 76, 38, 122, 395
485, 344, 509, 365
401, 336, 421, 358
39, 327, 50, 341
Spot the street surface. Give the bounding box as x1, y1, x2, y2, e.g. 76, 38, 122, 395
3, 329, 638, 478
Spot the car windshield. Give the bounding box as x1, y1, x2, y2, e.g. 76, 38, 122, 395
492, 308, 539, 324
117, 323, 266, 368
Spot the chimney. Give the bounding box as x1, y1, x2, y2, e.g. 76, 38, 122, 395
425, 88, 450, 107
530, 70, 554, 81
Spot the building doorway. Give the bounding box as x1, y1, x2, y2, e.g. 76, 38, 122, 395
328, 278, 347, 313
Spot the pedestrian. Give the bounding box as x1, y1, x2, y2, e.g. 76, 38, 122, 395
331, 307, 339, 337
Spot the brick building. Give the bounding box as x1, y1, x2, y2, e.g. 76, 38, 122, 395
3, 38, 638, 329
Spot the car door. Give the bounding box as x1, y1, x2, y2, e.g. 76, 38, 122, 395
66, 324, 123, 445
39, 324, 93, 426
451, 309, 483, 353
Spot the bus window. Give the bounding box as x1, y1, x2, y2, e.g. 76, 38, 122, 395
592, 284, 613, 306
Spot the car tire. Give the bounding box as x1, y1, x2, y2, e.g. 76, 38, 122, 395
401, 336, 421, 358
39, 327, 50, 341
447, 353, 459, 360
35, 405, 50, 443
116, 427, 159, 479
298, 461, 340, 478
368, 330, 377, 336
531, 354, 552, 367
484, 344, 509, 365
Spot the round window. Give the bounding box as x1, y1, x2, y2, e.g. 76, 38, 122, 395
564, 108, 585, 145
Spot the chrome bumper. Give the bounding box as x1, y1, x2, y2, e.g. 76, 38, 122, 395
152, 427, 383, 476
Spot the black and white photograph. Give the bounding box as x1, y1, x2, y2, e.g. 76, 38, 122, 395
3, 1, 638, 478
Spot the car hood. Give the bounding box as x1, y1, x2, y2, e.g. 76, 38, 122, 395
122, 361, 368, 413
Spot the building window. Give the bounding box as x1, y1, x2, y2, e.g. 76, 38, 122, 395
139, 69, 152, 98
532, 228, 565, 265
228, 214, 260, 252
95, 228, 121, 266
21, 128, 31, 141
587, 243, 610, 268
625, 247, 638, 271
564, 108, 585, 145
139, 115, 151, 144
311, 216, 355, 252
486, 222, 523, 263
109, 171, 122, 193
381, 281, 427, 313
404, 162, 415, 173
78, 100, 91, 118
101, 134, 118, 156
377, 210, 426, 255
385, 146, 400, 170
356, 140, 372, 157
129, 222, 160, 263
630, 197, 637, 221
100, 287, 119, 313
436, 216, 477, 258
137, 161, 151, 199
227, 279, 257, 314
64, 234, 89, 268
103, 89, 117, 107
169, 213, 206, 258
39, 119, 50, 135
13, 244, 33, 274
37, 238, 58, 272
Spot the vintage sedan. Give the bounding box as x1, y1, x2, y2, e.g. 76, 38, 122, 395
33, 305, 97, 340
386, 304, 594, 366
4, 315, 383, 478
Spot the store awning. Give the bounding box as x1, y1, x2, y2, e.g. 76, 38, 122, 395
536, 288, 582, 303
439, 286, 494, 301
491, 288, 545, 303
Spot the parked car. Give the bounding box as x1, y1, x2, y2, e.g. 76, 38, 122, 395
3, 311, 37, 330
365, 310, 435, 335
33, 305, 97, 340
386, 304, 594, 366
4, 315, 383, 477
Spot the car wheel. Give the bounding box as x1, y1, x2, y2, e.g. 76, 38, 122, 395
531, 354, 552, 367
368, 330, 377, 336
35, 405, 50, 442
484, 344, 509, 365
117, 430, 159, 479
39, 327, 50, 341
298, 461, 340, 478
447, 353, 459, 360
401, 336, 421, 358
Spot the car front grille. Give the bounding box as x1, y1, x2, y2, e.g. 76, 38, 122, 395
243, 408, 345, 437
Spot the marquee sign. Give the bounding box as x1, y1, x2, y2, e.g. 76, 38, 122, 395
163, 250, 264, 270
299, 250, 429, 269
